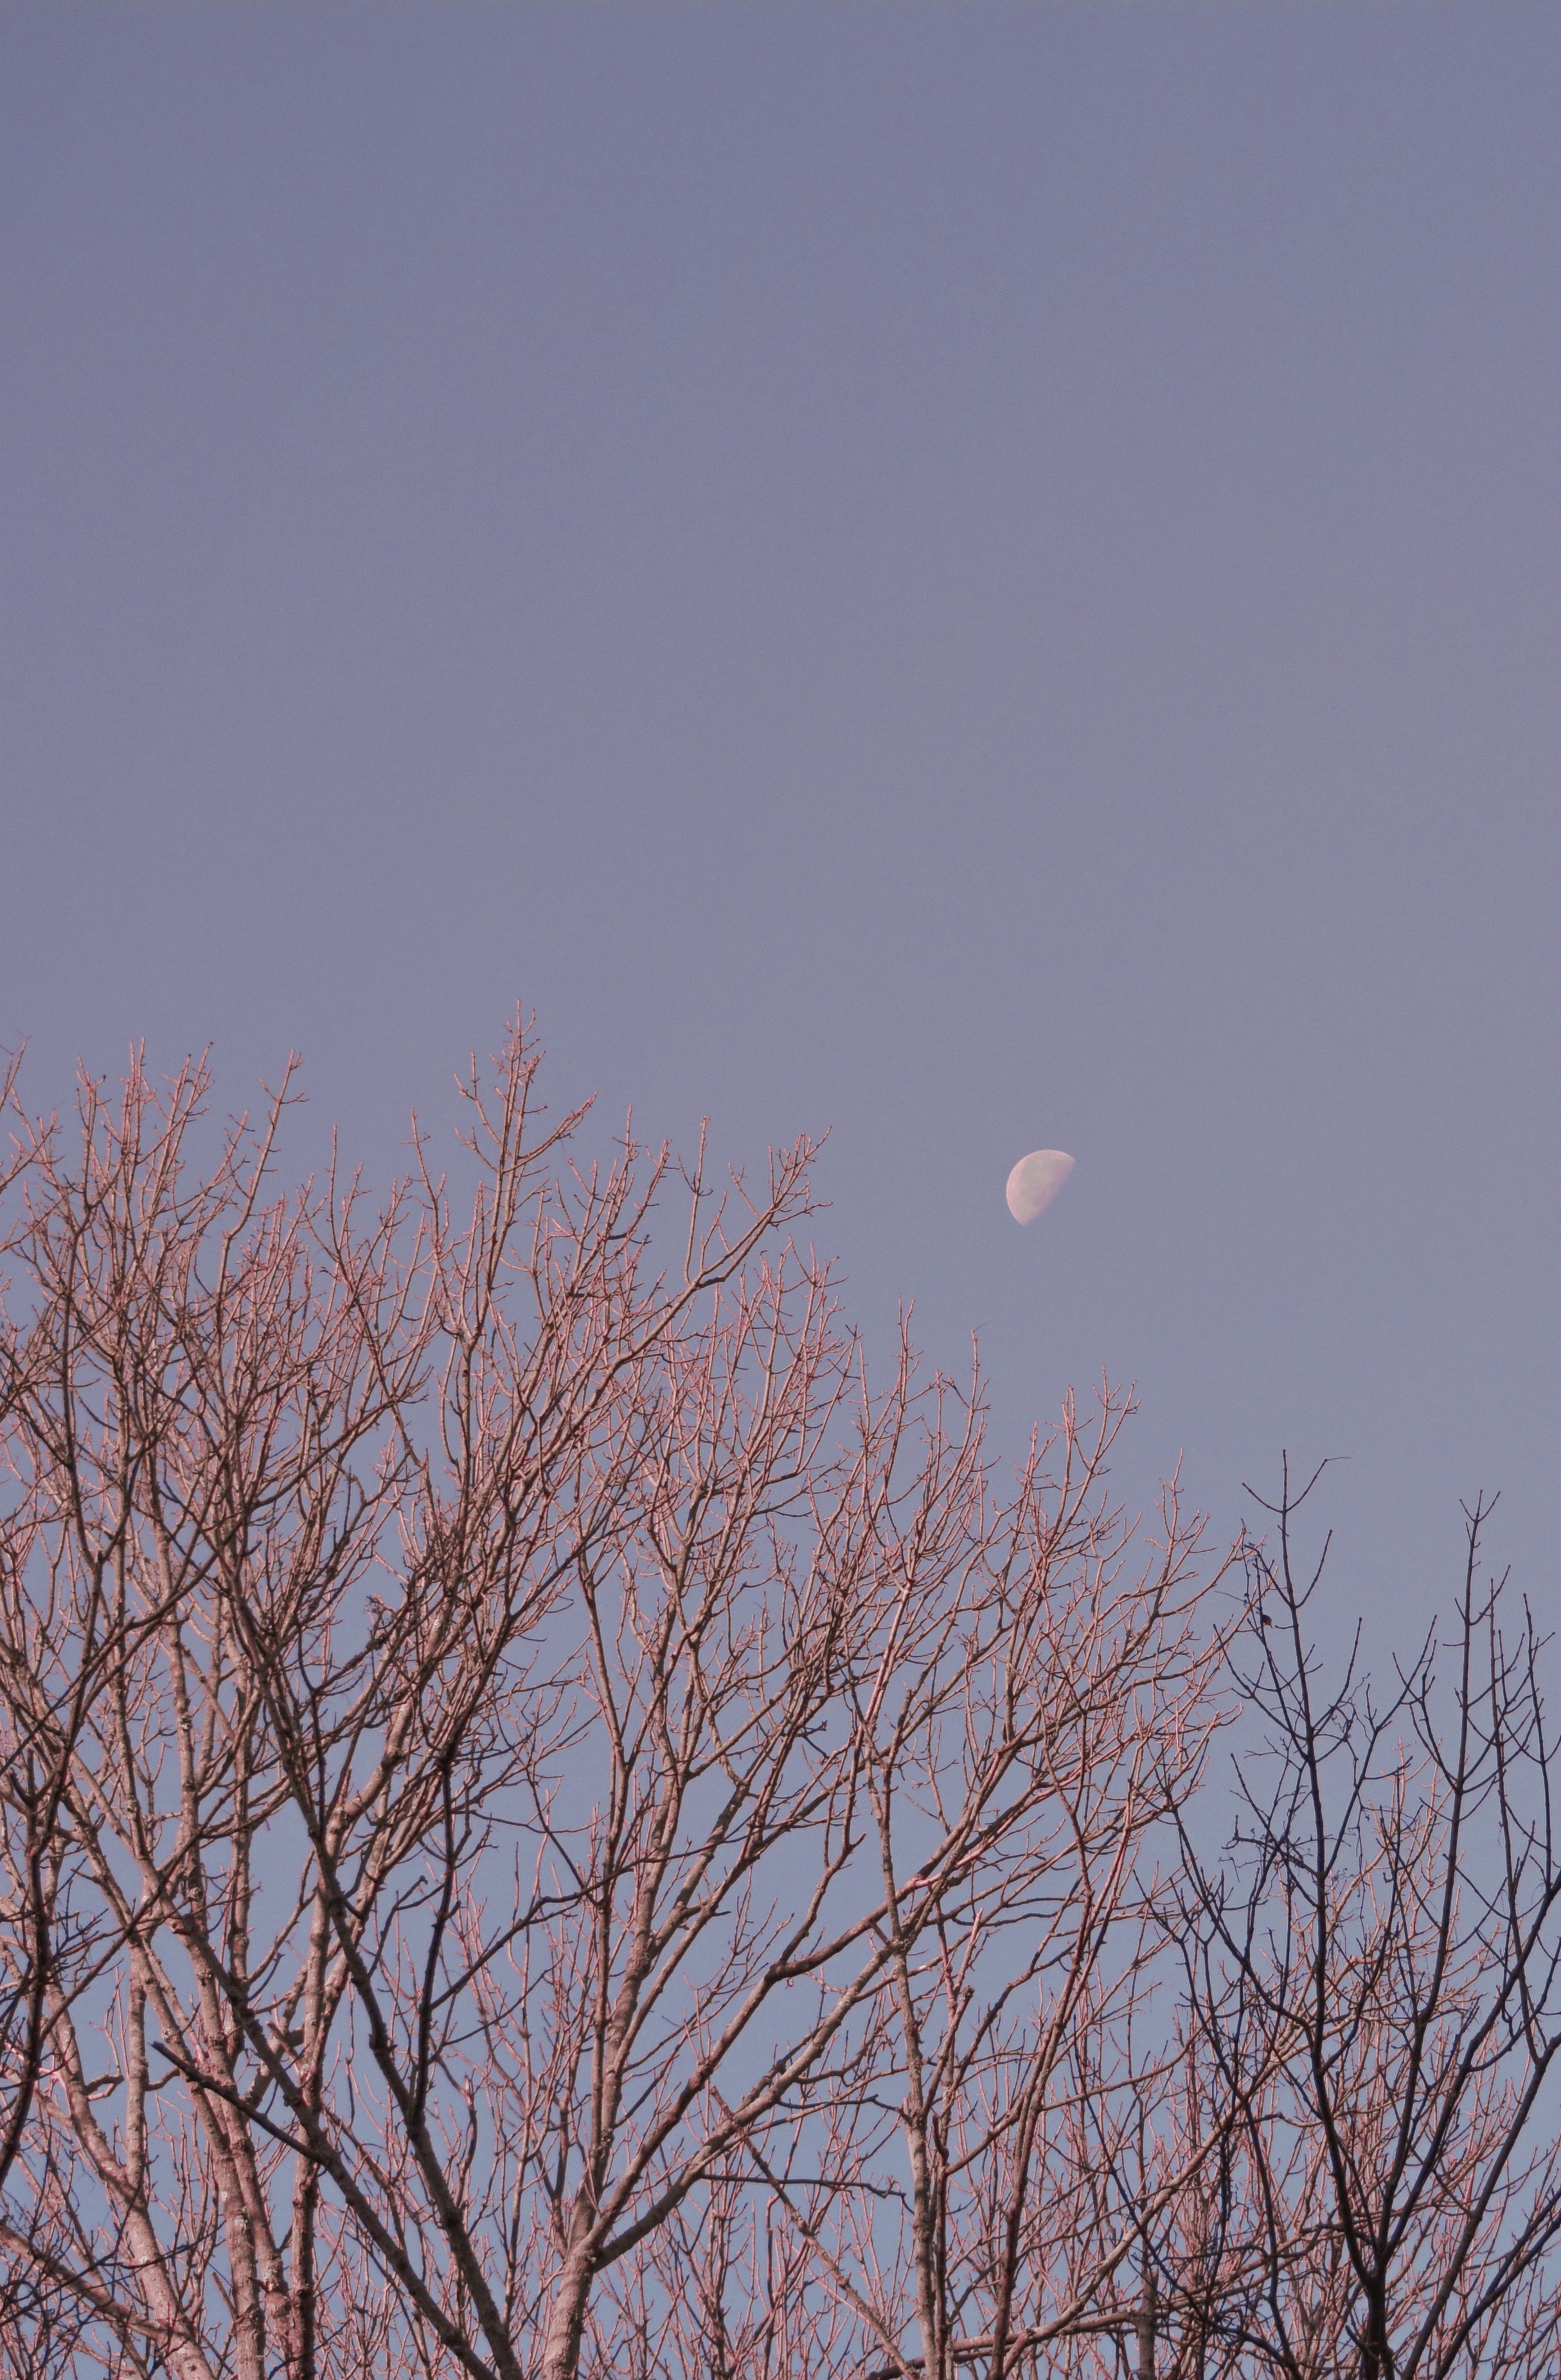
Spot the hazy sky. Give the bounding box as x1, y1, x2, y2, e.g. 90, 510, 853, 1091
4, 5, 1559, 1654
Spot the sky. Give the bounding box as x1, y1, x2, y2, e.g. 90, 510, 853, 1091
4, 3, 1559, 1666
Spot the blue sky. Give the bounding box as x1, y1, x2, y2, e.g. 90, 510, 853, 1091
4, 3, 1559, 1653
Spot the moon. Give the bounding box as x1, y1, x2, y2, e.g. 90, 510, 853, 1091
1005, 1149, 1075, 1225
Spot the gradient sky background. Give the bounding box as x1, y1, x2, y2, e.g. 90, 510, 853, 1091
4, 5, 1559, 1660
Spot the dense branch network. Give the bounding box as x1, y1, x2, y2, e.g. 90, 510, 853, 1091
0, 1021, 1556, 2380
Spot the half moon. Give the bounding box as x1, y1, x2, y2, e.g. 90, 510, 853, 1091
1005, 1149, 1075, 1225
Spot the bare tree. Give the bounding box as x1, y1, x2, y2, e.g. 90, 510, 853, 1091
13, 1028, 1561, 2380
731, 1403, 1224, 2380
1163, 1467, 1561, 2380
0, 1022, 1224, 2380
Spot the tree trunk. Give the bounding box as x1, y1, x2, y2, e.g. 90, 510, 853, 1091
1136, 2264, 1157, 2380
